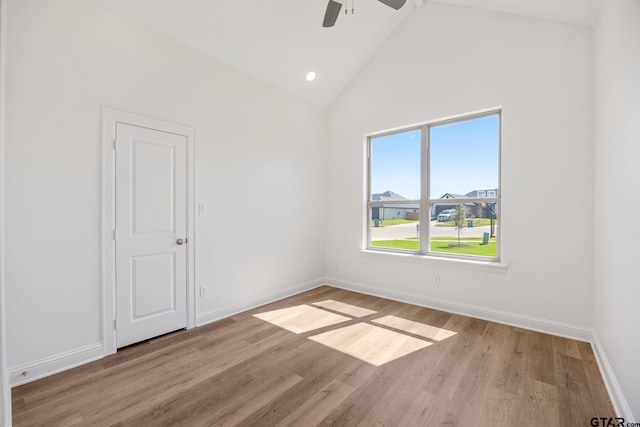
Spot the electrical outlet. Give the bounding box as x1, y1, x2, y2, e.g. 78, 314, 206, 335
433, 276, 440, 286
199, 285, 207, 297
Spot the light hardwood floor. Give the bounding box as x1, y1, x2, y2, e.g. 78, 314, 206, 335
12, 286, 614, 426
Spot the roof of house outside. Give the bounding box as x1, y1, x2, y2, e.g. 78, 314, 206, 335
465, 189, 499, 198
372, 189, 499, 209
439, 193, 466, 199
438, 189, 499, 199
371, 191, 419, 209
371, 190, 407, 201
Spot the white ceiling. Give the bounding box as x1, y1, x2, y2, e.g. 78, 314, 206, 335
90, 0, 601, 109
440, 0, 602, 28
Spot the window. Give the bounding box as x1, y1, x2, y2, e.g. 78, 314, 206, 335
367, 110, 501, 261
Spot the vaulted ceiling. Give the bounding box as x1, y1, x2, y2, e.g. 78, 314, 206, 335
90, 0, 602, 109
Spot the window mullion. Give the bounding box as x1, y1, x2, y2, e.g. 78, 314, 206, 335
366, 138, 372, 249
419, 124, 429, 255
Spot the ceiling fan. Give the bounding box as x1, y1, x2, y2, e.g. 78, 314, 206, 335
323, 0, 407, 27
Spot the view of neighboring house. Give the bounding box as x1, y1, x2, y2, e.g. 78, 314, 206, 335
371, 191, 419, 220
464, 189, 498, 218
373, 189, 498, 220
435, 189, 498, 218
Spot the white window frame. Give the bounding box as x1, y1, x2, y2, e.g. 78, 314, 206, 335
366, 108, 501, 262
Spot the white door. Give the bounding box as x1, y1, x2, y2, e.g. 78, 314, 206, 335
115, 122, 188, 348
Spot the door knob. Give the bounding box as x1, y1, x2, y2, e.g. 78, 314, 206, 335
176, 238, 187, 245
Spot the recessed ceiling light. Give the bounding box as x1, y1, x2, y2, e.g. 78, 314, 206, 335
306, 71, 316, 82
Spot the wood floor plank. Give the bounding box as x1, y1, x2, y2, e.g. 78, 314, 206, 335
493, 328, 530, 396
224, 338, 359, 426
423, 330, 478, 399
275, 379, 355, 427
316, 364, 405, 427
453, 348, 495, 422
526, 330, 556, 385
554, 351, 598, 426
517, 378, 561, 427
577, 341, 617, 416
11, 286, 614, 426
396, 390, 456, 426
476, 386, 519, 427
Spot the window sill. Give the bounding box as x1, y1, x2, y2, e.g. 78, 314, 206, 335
359, 249, 508, 274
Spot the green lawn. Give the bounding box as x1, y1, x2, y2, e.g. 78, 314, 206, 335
371, 238, 497, 257
371, 219, 418, 227
434, 218, 496, 227
371, 239, 420, 250
371, 218, 496, 228
431, 240, 496, 257
433, 237, 493, 241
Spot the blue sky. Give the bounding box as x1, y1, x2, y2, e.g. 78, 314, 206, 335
370, 115, 499, 200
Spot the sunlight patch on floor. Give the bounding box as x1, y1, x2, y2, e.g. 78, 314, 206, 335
253, 304, 351, 334
254, 300, 458, 366
308, 323, 431, 366
312, 299, 377, 317
372, 315, 458, 341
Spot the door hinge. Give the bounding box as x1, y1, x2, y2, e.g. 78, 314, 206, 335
114, 319, 117, 330
113, 139, 117, 151
113, 230, 116, 241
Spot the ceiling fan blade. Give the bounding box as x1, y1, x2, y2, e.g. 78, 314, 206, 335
323, 0, 343, 27
377, 0, 407, 10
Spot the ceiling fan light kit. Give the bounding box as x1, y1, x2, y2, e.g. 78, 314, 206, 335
323, 0, 407, 27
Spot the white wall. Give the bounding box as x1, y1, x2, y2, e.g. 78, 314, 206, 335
0, 0, 12, 421
7, 1, 636, 420
5, 0, 325, 377
593, 0, 640, 420
325, 3, 595, 333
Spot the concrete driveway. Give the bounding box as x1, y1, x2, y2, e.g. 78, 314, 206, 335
371, 220, 495, 240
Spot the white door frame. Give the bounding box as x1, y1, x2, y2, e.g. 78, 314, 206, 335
102, 108, 196, 356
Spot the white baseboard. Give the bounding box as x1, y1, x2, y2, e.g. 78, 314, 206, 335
196, 278, 325, 327
325, 277, 592, 342
9, 343, 103, 387
6, 277, 601, 401
8, 279, 324, 389
591, 332, 634, 421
